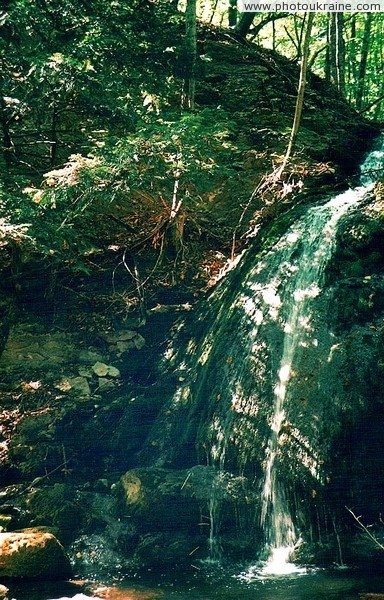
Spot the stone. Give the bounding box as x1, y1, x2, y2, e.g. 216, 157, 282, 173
78, 350, 105, 365
98, 378, 115, 391
78, 366, 93, 378
106, 365, 120, 378
117, 330, 137, 341
55, 378, 72, 392
94, 479, 109, 492
0, 531, 71, 579
133, 334, 145, 350
68, 377, 91, 396
116, 341, 135, 353
0, 584, 8, 598
92, 362, 109, 377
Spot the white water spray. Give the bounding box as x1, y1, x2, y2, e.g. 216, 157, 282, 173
259, 138, 384, 574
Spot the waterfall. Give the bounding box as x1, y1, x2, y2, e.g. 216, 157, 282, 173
259, 137, 384, 571
144, 136, 383, 569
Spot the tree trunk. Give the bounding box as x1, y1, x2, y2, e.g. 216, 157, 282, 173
50, 102, 58, 167
328, 14, 338, 87
335, 13, 346, 96
181, 0, 197, 111
346, 14, 357, 101
356, 12, 373, 111
235, 12, 256, 39
280, 12, 315, 174
325, 14, 331, 83
228, 0, 237, 27
0, 95, 13, 171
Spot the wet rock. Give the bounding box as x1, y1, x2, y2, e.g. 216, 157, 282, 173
94, 479, 109, 493
0, 531, 71, 579
134, 532, 198, 567
0, 327, 77, 372
78, 366, 93, 378
118, 467, 201, 530
55, 376, 91, 396
27, 484, 86, 544
101, 330, 137, 343
117, 465, 260, 564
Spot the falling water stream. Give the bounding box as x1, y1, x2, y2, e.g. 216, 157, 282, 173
258, 137, 384, 572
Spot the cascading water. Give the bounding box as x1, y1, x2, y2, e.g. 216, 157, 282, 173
144, 136, 384, 570
258, 138, 384, 571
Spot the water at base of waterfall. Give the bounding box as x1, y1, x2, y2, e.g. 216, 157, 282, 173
261, 546, 306, 576
8, 568, 384, 599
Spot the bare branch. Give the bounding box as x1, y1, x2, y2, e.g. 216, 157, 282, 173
346, 506, 384, 551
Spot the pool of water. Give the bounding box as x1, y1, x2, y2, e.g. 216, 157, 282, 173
5, 566, 384, 600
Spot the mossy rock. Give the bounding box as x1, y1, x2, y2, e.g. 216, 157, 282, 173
27, 484, 86, 544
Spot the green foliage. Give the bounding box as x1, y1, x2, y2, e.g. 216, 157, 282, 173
13, 109, 241, 270
0, 0, 182, 171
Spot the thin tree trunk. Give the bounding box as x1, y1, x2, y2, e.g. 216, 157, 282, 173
346, 14, 357, 101
235, 12, 256, 39
50, 102, 58, 167
325, 14, 331, 83
279, 12, 315, 175
228, 0, 237, 27
181, 0, 197, 110
249, 13, 289, 41
295, 14, 306, 59
209, 0, 219, 24
356, 12, 373, 111
336, 13, 346, 96
0, 95, 12, 171
328, 14, 338, 87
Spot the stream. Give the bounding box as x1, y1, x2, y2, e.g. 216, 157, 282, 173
5, 567, 384, 599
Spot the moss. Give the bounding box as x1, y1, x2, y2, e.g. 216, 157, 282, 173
28, 484, 86, 544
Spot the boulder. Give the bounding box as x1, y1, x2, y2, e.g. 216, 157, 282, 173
0, 531, 71, 579
0, 584, 8, 598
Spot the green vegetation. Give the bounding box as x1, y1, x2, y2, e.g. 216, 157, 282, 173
0, 2, 382, 291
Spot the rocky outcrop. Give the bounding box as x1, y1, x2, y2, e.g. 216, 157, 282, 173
0, 585, 8, 598
0, 531, 71, 579
115, 465, 260, 565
